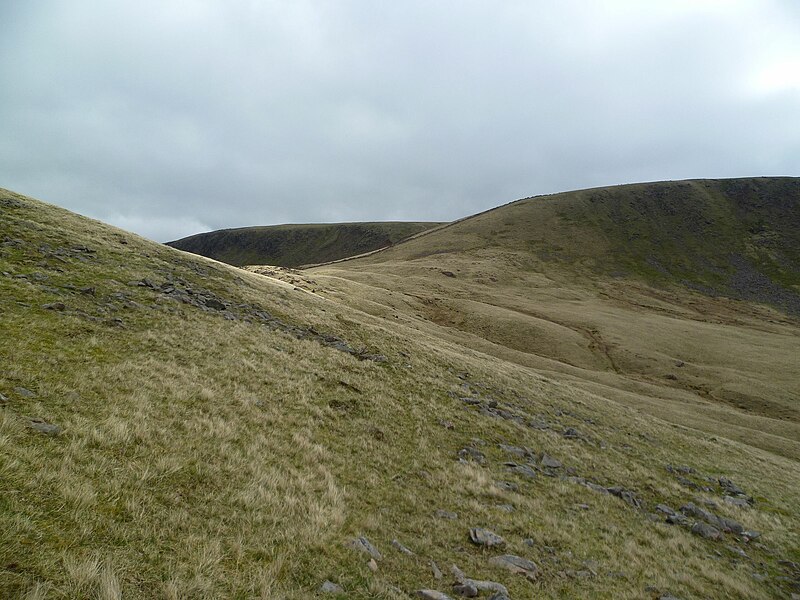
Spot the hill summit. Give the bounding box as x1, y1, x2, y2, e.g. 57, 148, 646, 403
336, 177, 800, 314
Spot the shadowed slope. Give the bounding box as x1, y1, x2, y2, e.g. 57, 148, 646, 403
167, 221, 442, 267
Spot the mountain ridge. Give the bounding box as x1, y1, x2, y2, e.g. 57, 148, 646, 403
167, 221, 442, 267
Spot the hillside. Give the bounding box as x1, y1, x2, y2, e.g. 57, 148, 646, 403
310, 178, 800, 463
336, 178, 800, 314
1, 185, 799, 599
167, 221, 442, 267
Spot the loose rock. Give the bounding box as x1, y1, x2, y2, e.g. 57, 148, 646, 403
27, 418, 62, 436
127, 279, 155, 288
494, 481, 519, 492
14, 387, 37, 398
498, 443, 530, 458
489, 554, 539, 581
431, 560, 443, 579
676, 476, 707, 491
727, 545, 748, 558
655, 504, 676, 516
528, 417, 550, 430
392, 539, 413, 555
452, 583, 478, 597
607, 486, 642, 509
320, 580, 343, 593
346, 536, 382, 560
719, 477, 746, 497
681, 502, 744, 534
666, 514, 691, 526
435, 509, 458, 520
417, 591, 453, 600
201, 296, 226, 311
666, 464, 696, 475
585, 482, 609, 495
469, 528, 505, 548
451, 564, 508, 596
481, 405, 525, 424
505, 462, 537, 479
724, 496, 750, 508
742, 530, 761, 540
565, 569, 593, 579
458, 447, 486, 464
541, 454, 562, 469
691, 522, 722, 540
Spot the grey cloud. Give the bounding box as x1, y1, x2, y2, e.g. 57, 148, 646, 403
1, 0, 798, 241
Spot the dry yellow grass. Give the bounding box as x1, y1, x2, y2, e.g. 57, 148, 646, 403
310, 248, 800, 461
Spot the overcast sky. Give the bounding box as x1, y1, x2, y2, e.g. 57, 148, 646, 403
1, 1, 799, 241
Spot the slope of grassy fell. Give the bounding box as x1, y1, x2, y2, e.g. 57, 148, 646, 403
312, 243, 800, 462
167, 221, 443, 268
351, 177, 800, 315
1, 187, 800, 599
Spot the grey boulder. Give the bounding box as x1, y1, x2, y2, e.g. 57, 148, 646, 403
489, 554, 539, 581
691, 522, 722, 540
346, 536, 382, 560
541, 454, 562, 469
320, 580, 343, 593
28, 418, 62, 436
452, 583, 478, 597
469, 528, 505, 548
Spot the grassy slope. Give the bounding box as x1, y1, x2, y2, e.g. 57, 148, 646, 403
346, 178, 800, 311
166, 222, 442, 267
311, 178, 800, 461
1, 187, 799, 599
